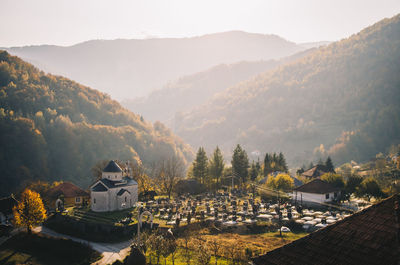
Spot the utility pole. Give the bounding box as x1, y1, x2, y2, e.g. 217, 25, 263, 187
277, 190, 282, 237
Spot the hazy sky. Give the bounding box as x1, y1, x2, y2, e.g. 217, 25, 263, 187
1, 0, 400, 47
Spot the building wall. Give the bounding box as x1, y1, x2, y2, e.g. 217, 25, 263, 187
91, 191, 109, 212
102, 171, 123, 181
91, 184, 138, 212
292, 191, 339, 205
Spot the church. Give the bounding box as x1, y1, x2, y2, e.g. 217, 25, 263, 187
90, 160, 138, 212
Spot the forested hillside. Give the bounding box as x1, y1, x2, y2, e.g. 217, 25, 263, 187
122, 48, 318, 124
5, 31, 307, 99
175, 15, 400, 166
0, 51, 193, 196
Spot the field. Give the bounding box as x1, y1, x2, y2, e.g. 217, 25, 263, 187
0, 233, 102, 265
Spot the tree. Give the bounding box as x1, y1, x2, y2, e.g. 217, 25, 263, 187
196, 240, 211, 265
356, 177, 385, 201
344, 175, 363, 200
277, 152, 288, 172
321, 173, 345, 189
231, 144, 249, 186
325, 157, 335, 172
263, 153, 271, 176
249, 161, 258, 182
193, 147, 208, 185
208, 239, 221, 265
13, 189, 47, 234
266, 174, 294, 192
155, 156, 184, 199
208, 146, 225, 190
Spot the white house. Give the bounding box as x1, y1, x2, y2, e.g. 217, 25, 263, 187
292, 179, 340, 206
90, 160, 138, 212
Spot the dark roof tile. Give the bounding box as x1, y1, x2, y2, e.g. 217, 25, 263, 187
252, 195, 400, 265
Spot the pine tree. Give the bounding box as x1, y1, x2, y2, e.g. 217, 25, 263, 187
263, 153, 271, 176
208, 146, 225, 189
278, 152, 288, 172
192, 147, 208, 184
249, 161, 258, 181
231, 144, 249, 185
325, 156, 335, 172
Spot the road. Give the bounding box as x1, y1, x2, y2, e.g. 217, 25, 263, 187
33, 226, 132, 265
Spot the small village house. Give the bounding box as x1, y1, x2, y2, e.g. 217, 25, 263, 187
46, 182, 90, 210
90, 160, 138, 212
0, 196, 16, 225
301, 164, 329, 179
292, 179, 340, 206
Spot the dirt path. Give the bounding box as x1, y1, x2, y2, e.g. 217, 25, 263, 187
33, 226, 132, 265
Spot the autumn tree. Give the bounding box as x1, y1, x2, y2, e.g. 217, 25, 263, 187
193, 147, 208, 185
321, 173, 345, 189
208, 146, 225, 190
266, 173, 294, 192
155, 156, 184, 199
343, 175, 363, 200
231, 144, 249, 186
13, 189, 47, 234
356, 177, 385, 201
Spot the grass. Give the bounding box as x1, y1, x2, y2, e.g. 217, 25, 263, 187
66, 206, 137, 225
0, 233, 102, 265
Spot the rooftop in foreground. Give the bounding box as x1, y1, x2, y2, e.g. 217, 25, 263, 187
252, 194, 399, 265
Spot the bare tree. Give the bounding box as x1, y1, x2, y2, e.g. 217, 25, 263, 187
155, 156, 184, 199
90, 159, 109, 181
209, 239, 221, 265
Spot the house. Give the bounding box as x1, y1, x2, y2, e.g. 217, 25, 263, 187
252, 195, 400, 265
292, 179, 340, 206
46, 182, 89, 210
90, 160, 138, 212
301, 164, 329, 179
0, 196, 17, 225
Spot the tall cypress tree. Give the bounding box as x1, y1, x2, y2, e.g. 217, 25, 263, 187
325, 156, 335, 172
264, 153, 271, 176
231, 144, 249, 185
209, 146, 225, 189
192, 147, 208, 184
278, 152, 288, 172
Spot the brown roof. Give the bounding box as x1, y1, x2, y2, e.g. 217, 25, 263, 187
47, 182, 89, 198
252, 195, 400, 265
294, 179, 339, 194
301, 165, 328, 178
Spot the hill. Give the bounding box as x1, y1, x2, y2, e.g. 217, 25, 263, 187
5, 31, 308, 100
122, 48, 320, 124
174, 15, 400, 166
0, 51, 193, 196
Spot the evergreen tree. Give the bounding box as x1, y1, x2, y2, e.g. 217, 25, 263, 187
263, 153, 272, 176
192, 147, 208, 185
208, 146, 225, 189
231, 144, 249, 185
325, 156, 335, 172
249, 161, 258, 181
278, 152, 288, 172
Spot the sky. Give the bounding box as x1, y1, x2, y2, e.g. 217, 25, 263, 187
1, 0, 400, 47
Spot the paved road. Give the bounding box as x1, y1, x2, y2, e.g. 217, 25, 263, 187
33, 226, 132, 265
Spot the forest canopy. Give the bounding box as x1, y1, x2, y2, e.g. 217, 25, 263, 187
0, 51, 193, 196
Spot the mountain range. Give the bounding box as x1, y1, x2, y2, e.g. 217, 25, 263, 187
174, 14, 400, 166
5, 31, 318, 100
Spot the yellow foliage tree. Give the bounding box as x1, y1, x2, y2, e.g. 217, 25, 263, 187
13, 189, 47, 234
265, 173, 294, 192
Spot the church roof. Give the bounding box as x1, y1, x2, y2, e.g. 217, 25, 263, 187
93, 177, 137, 190
117, 189, 131, 196
103, 160, 123, 173
92, 182, 108, 192
251, 195, 400, 265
